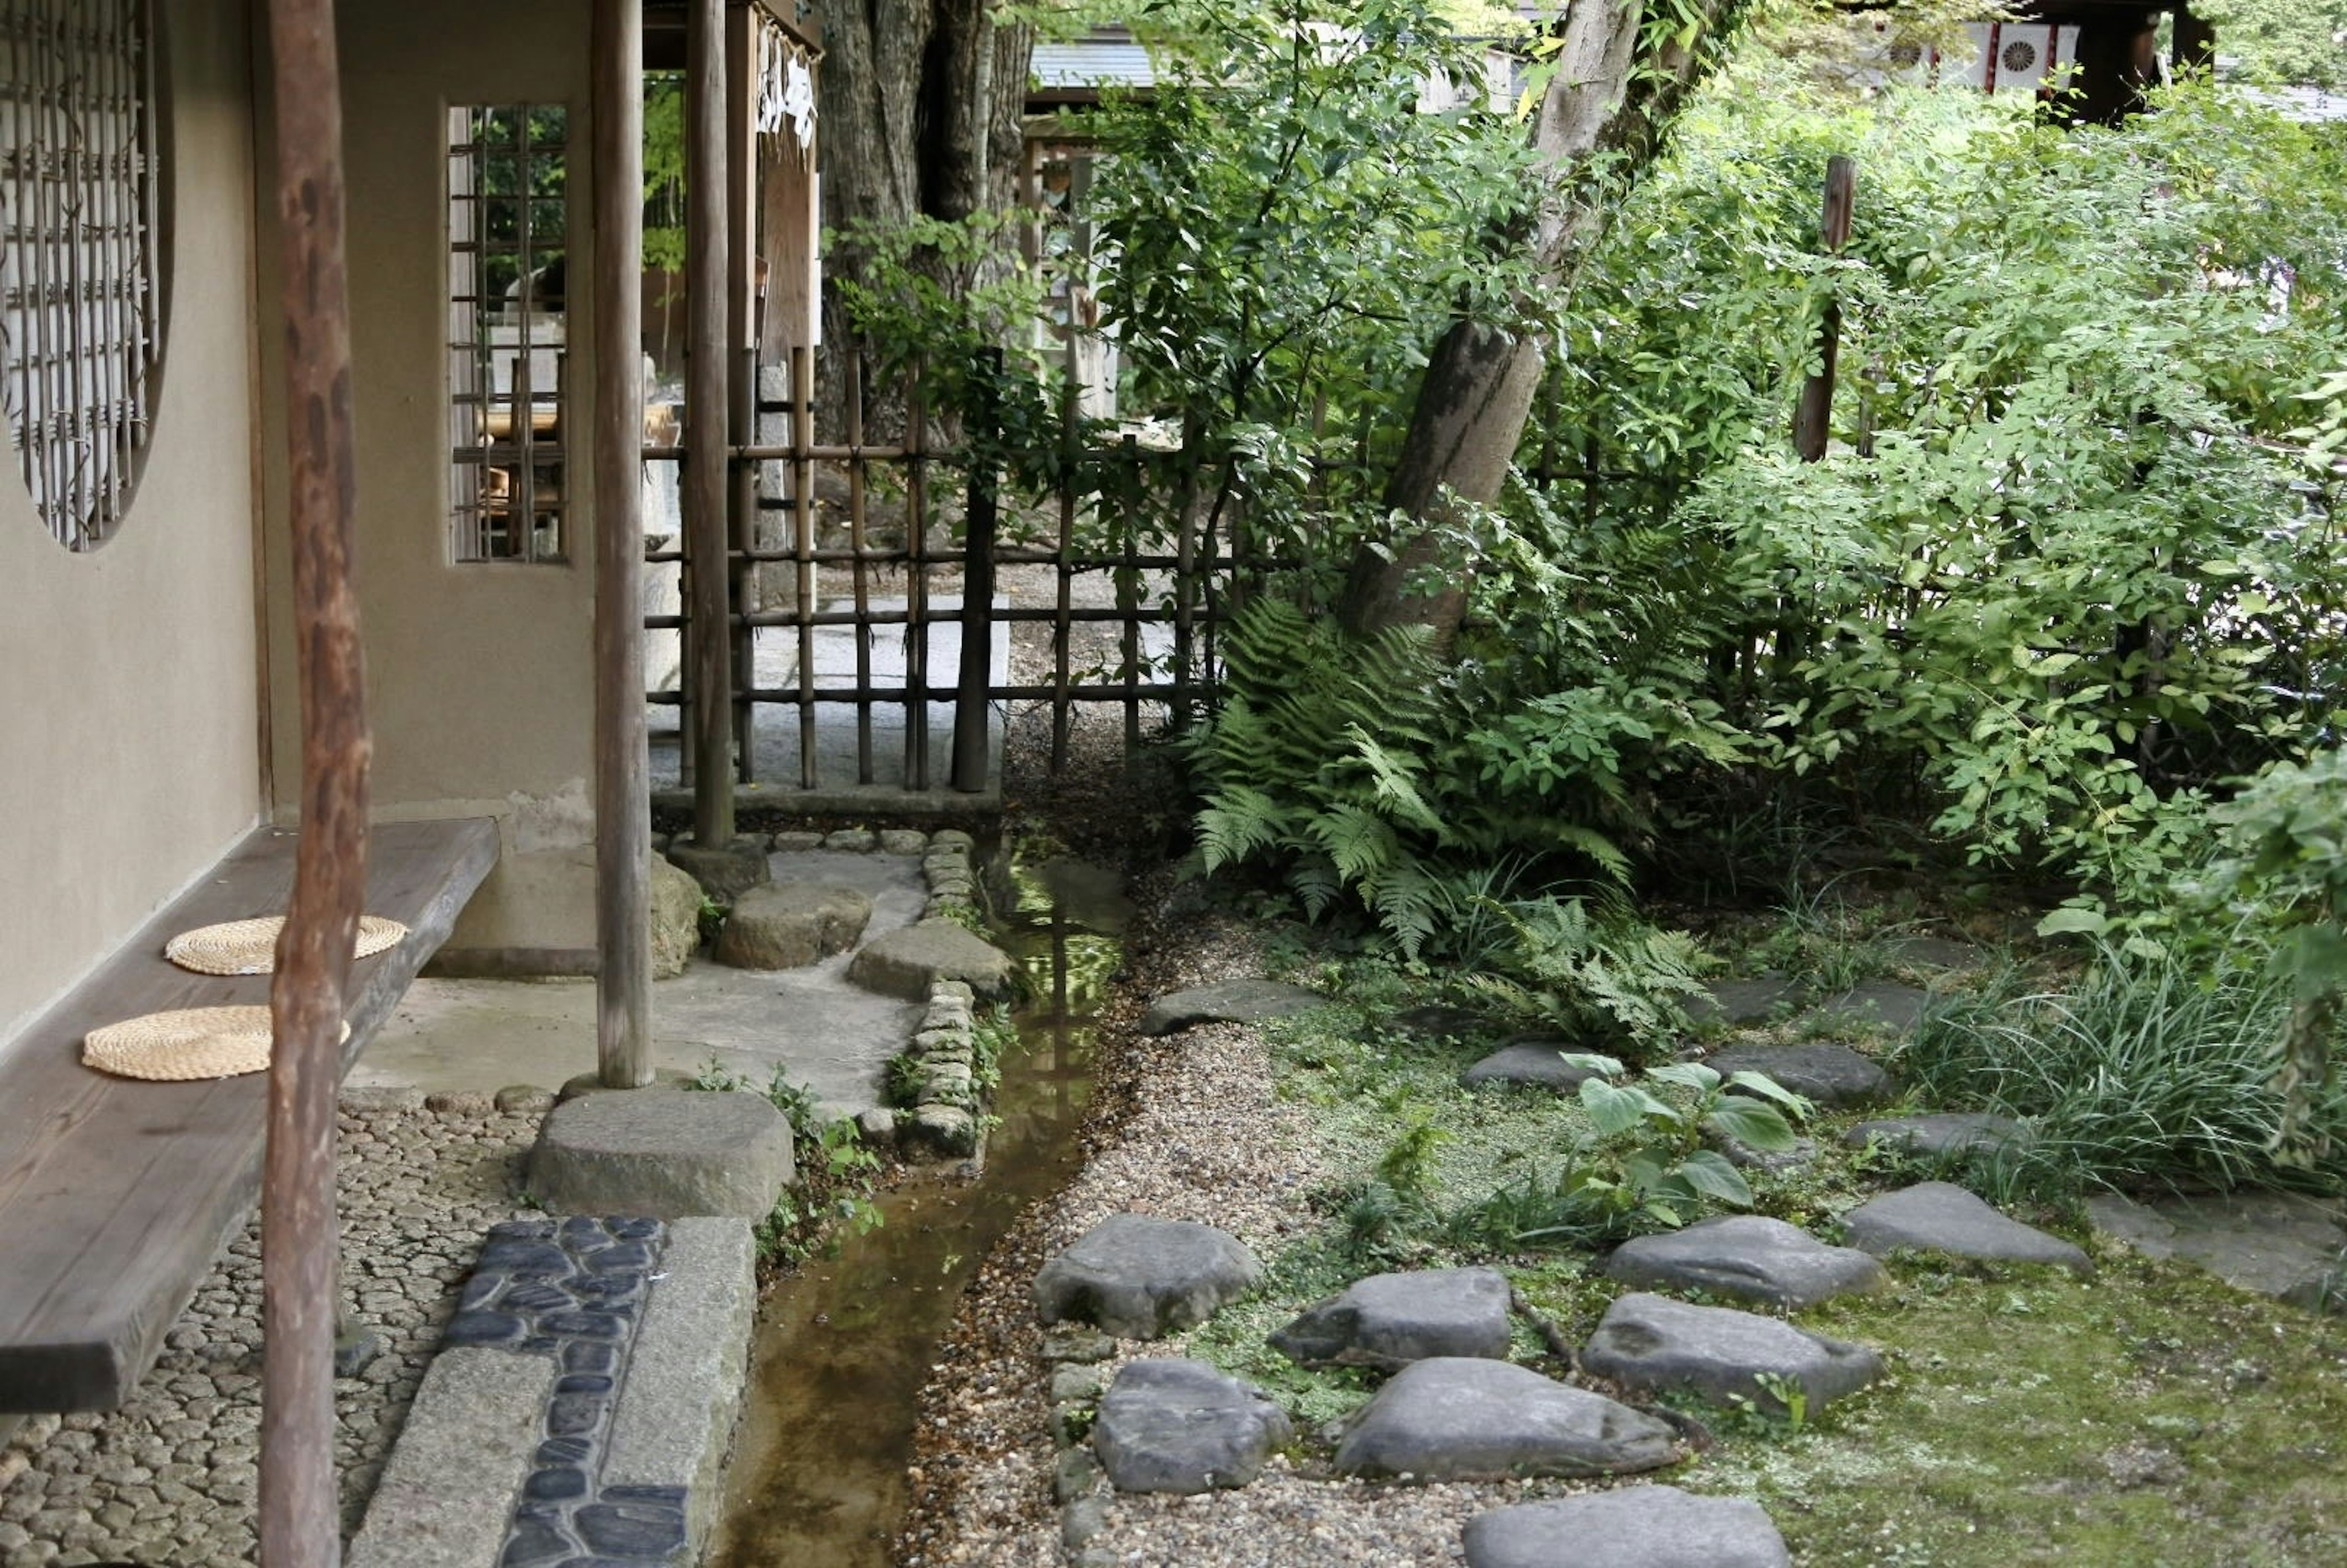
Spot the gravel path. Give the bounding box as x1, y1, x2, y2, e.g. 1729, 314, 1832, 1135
0, 1101, 540, 1568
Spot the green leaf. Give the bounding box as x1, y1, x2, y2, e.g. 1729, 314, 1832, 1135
1581, 1077, 1672, 1137
1645, 1061, 1723, 1094
1674, 1148, 1757, 1208
1704, 1099, 1799, 1153
1723, 1071, 1810, 1116
2037, 907, 2111, 937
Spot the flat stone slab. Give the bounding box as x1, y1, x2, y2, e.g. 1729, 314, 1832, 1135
2088, 1190, 2347, 1311
1705, 1043, 1892, 1107
1686, 974, 1803, 1028
1269, 1266, 1512, 1370
1091, 1358, 1293, 1493
713, 882, 873, 970
530, 1090, 795, 1220
1139, 978, 1325, 1035
1844, 1182, 2092, 1275
1604, 1215, 1887, 1308
663, 837, 772, 903
1464, 1486, 1790, 1568
1333, 1357, 1678, 1481
347, 1348, 555, 1568
1581, 1292, 1884, 1416
1805, 981, 1931, 1034
1843, 1113, 2029, 1160
1461, 1038, 1604, 1091
1034, 1213, 1263, 1339
847, 918, 1016, 1000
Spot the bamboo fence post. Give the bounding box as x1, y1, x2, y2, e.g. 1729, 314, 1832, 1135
593, 0, 650, 1088
260, 0, 368, 1561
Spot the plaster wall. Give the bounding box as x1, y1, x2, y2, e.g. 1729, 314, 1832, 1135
0, 0, 265, 1049
262, 0, 603, 956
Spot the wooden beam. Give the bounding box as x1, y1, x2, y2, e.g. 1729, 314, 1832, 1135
261, 0, 368, 1561
1793, 155, 1854, 464
686, 0, 733, 843
593, 0, 652, 1090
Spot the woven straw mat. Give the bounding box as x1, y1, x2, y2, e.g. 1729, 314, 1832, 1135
82, 1006, 351, 1082
164, 914, 408, 976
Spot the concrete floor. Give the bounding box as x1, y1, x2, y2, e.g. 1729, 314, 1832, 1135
350, 849, 932, 1115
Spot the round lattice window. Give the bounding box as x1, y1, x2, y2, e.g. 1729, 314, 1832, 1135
0, 0, 168, 552
2002, 39, 2040, 74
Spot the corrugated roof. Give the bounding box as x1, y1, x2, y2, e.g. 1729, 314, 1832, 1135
1032, 29, 1155, 94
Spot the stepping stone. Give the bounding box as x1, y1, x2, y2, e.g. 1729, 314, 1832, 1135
2088, 1190, 2347, 1310
1843, 1113, 2029, 1160
847, 918, 1016, 1000
1269, 1266, 1512, 1370
1843, 1182, 2093, 1275
1805, 981, 1931, 1034
1464, 1486, 1790, 1568
1332, 1358, 1678, 1481
1388, 1004, 1490, 1041
1091, 1358, 1293, 1493
1704, 1043, 1892, 1107
1686, 973, 1803, 1029
1461, 1038, 1604, 1091
712, 882, 873, 970
1581, 1292, 1884, 1416
1708, 1129, 1818, 1174
1034, 1214, 1263, 1339
664, 835, 772, 902
1887, 936, 1988, 972
529, 1090, 794, 1220
1139, 979, 1324, 1035
1603, 1215, 1887, 1308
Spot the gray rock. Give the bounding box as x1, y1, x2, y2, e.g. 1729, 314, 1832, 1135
1843, 1182, 2093, 1275
1091, 1359, 1293, 1493
823, 828, 878, 853
529, 1090, 795, 1220
854, 1107, 897, 1150
1334, 1358, 1678, 1481
880, 829, 930, 855
771, 830, 826, 853
1709, 1130, 1819, 1175
1461, 1039, 1604, 1092
664, 836, 773, 903
422, 1090, 494, 1116
339, 1085, 426, 1113
2088, 1190, 2347, 1311
1034, 1214, 1263, 1339
905, 1103, 980, 1157
493, 1084, 557, 1115
1042, 1325, 1117, 1364
713, 881, 874, 970
1138, 980, 1324, 1036
1843, 1113, 2029, 1160
1581, 1292, 1884, 1416
648, 852, 706, 980
1062, 1494, 1111, 1548
1463, 1486, 1790, 1568
848, 919, 1017, 1000
1704, 1042, 1892, 1107
1603, 1216, 1887, 1308
1807, 981, 1932, 1035
1055, 1446, 1104, 1505
1269, 1267, 1512, 1370
931, 829, 976, 852
1686, 974, 1803, 1028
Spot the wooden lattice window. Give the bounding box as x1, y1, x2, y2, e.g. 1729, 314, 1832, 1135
448, 104, 568, 563
0, 0, 164, 552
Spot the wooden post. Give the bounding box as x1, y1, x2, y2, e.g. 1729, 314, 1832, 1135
261, 0, 367, 1563
725, 0, 758, 786
593, 0, 651, 1089
952, 351, 999, 794
1792, 155, 1854, 463
686, 0, 733, 843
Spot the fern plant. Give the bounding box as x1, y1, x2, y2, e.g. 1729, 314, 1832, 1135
1464, 893, 1711, 1061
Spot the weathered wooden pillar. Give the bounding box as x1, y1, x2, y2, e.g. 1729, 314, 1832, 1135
1793, 155, 1854, 464
593, 0, 652, 1088
686, 0, 733, 843
261, 0, 369, 1562
725, 0, 758, 785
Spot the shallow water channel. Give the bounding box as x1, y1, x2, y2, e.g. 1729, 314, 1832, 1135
707, 854, 1130, 1567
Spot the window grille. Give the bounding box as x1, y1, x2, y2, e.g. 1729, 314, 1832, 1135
0, 0, 163, 552
448, 103, 568, 563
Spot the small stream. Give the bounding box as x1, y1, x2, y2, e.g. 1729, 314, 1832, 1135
707, 854, 1129, 1567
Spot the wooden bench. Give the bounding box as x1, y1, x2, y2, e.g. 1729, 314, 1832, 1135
0, 816, 499, 1413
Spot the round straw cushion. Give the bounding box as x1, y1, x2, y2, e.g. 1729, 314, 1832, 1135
164, 915, 408, 977
82, 1006, 350, 1082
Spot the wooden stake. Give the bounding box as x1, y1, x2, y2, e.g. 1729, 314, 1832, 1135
593, 0, 652, 1088
261, 0, 367, 1562
1793, 155, 1855, 463
686, 0, 733, 843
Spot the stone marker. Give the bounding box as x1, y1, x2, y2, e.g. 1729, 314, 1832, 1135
1843, 1181, 2093, 1275
530, 1090, 795, 1220
1686, 974, 1803, 1029
1269, 1266, 1512, 1370
1333, 1358, 1678, 1481
1806, 981, 1931, 1035
712, 882, 873, 970
648, 853, 705, 980
1091, 1358, 1293, 1493
1034, 1214, 1263, 1339
1843, 1112, 2028, 1160
1463, 1486, 1791, 1568
663, 837, 772, 903
1581, 1292, 1884, 1416
1461, 1038, 1605, 1092
1137, 979, 1325, 1036
1703, 1043, 1891, 1108
848, 918, 1017, 1000
1603, 1215, 1887, 1308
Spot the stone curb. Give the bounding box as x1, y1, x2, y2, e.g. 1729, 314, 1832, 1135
889, 980, 988, 1160
1034, 1324, 1117, 1566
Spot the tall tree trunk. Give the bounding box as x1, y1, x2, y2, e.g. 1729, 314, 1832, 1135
1337, 0, 1750, 643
